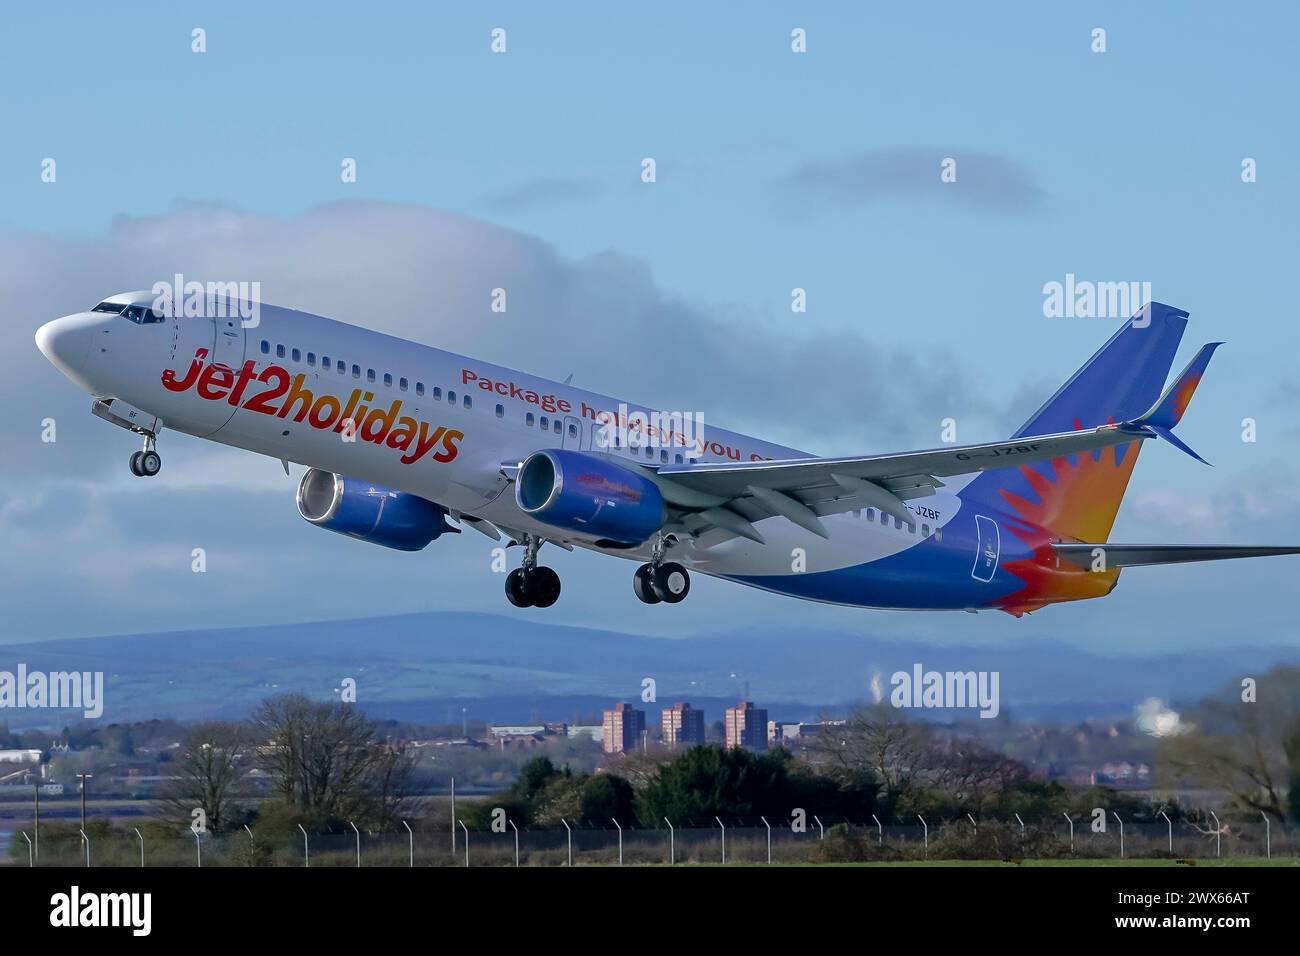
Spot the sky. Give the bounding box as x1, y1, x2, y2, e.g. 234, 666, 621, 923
1, 2, 1298, 653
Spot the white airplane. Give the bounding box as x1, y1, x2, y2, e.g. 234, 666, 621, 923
36, 292, 1300, 614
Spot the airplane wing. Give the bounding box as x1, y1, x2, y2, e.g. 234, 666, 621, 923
1052, 544, 1300, 569
645, 342, 1220, 546
651, 421, 1152, 545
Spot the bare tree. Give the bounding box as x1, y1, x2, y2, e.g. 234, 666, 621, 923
812, 703, 937, 801
160, 721, 249, 833
1157, 666, 1300, 825
253, 693, 415, 827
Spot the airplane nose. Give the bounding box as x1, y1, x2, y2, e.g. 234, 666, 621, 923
35, 315, 93, 373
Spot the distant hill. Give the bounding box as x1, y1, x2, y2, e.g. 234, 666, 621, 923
1, 611, 1296, 729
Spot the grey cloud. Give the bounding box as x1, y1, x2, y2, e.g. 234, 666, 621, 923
475, 176, 603, 213
779, 147, 1046, 213
2, 200, 1006, 483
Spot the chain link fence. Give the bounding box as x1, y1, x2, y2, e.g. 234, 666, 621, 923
6, 818, 1296, 866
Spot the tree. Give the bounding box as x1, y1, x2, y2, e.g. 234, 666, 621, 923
253, 693, 415, 828
1156, 666, 1300, 825
635, 745, 793, 824
159, 721, 249, 834
579, 773, 635, 825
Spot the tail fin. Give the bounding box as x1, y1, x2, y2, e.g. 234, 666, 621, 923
965, 303, 1189, 542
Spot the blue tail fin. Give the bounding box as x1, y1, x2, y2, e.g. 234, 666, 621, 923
1012, 303, 1189, 438
963, 303, 1189, 542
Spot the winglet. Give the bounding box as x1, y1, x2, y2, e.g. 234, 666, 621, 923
1136, 342, 1221, 429
1126, 342, 1221, 464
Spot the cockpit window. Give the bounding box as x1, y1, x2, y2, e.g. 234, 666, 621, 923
119, 305, 168, 324
93, 301, 127, 314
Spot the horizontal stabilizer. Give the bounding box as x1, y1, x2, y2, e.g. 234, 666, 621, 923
1053, 543, 1300, 570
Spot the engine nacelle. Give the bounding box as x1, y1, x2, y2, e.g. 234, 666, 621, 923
296, 469, 454, 551
515, 449, 665, 545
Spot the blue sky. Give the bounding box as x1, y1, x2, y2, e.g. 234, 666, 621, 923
2, 2, 1298, 652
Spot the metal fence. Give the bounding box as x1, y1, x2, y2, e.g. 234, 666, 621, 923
6, 818, 1297, 866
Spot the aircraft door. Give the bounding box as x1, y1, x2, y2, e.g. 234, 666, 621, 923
971, 514, 1001, 583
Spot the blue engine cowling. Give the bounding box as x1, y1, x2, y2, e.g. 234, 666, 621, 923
296, 469, 455, 551
515, 449, 665, 545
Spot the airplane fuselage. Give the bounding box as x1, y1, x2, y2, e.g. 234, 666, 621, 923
35, 295, 1117, 614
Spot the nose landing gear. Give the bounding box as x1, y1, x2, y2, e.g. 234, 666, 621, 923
504, 534, 562, 608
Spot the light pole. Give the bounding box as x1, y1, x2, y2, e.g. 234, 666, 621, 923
816, 814, 827, 841
1261, 810, 1270, 859
664, 817, 675, 865
1209, 810, 1221, 859
350, 821, 361, 867
75, 773, 93, 830
1159, 810, 1173, 856
918, 815, 928, 858
967, 813, 977, 837
21, 831, 32, 868
244, 824, 255, 860
612, 818, 623, 865
193, 826, 202, 867
1112, 812, 1124, 859
402, 820, 414, 868
561, 818, 573, 867
133, 827, 144, 868
716, 816, 726, 864
761, 816, 772, 864
450, 777, 456, 854
33, 784, 39, 863
298, 823, 309, 867
510, 819, 519, 866
459, 819, 469, 867
79, 828, 90, 868
1063, 812, 1075, 854
1014, 813, 1025, 847
871, 813, 881, 845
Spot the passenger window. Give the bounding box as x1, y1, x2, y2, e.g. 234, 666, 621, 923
292, 348, 301, 362
336, 360, 345, 374
366, 369, 375, 383
540, 416, 549, 430
352, 365, 361, 378
383, 373, 392, 387
276, 345, 286, 358
660, 450, 669, 462
464, 395, 472, 409
922, 524, 930, 537
553, 420, 561, 434
432, 387, 441, 400
448, 390, 457, 404
261, 341, 270, 354
894, 516, 903, 529
935, 529, 943, 542
496, 404, 504, 418
675, 454, 683, 464
322, 355, 330, 368
307, 353, 316, 366
568, 424, 578, 437
527, 412, 535, 427
416, 382, 425, 396
399, 377, 408, 391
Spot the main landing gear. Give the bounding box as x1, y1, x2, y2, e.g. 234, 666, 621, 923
129, 436, 162, 477
505, 534, 561, 608
633, 537, 691, 604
